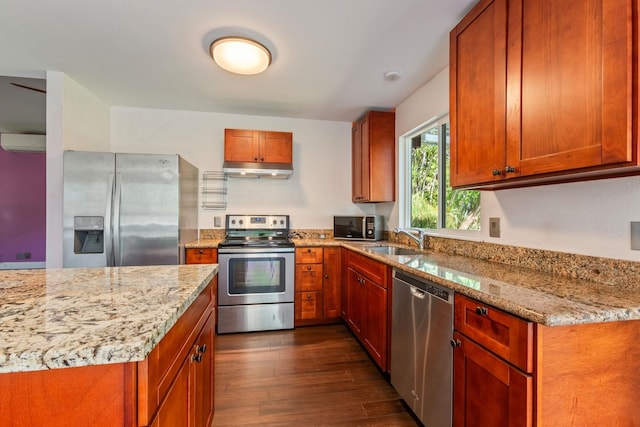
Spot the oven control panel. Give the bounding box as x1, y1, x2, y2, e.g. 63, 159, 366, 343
226, 215, 290, 230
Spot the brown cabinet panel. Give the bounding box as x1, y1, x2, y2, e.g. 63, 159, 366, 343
453, 333, 532, 427
225, 128, 292, 164
295, 247, 323, 264
295, 263, 323, 291
352, 111, 395, 202
455, 294, 533, 372
185, 248, 217, 264
295, 291, 323, 320
345, 250, 390, 372
450, 0, 639, 189
322, 247, 342, 319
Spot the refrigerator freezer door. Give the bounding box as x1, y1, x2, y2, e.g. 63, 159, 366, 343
63, 151, 116, 268
115, 153, 180, 266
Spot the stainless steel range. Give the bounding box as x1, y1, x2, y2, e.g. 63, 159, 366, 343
217, 214, 295, 334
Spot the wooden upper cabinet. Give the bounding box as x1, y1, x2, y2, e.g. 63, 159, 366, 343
224, 129, 292, 164
352, 111, 395, 202
450, 0, 638, 189
450, 0, 508, 187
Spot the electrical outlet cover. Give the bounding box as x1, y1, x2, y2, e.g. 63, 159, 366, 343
631, 222, 640, 250
489, 217, 501, 238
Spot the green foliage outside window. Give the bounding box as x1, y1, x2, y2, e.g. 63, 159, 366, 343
410, 136, 480, 230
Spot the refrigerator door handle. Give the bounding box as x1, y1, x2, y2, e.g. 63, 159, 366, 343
105, 173, 115, 267
113, 173, 123, 266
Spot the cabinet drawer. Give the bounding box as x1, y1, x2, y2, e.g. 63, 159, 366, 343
295, 263, 323, 291
185, 248, 217, 264
347, 250, 388, 287
454, 294, 533, 373
295, 247, 323, 263
295, 291, 323, 320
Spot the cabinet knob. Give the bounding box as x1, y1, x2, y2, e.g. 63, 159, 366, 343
307, 266, 312, 271
260, 157, 265, 161
450, 339, 462, 348
306, 248, 312, 253
306, 293, 312, 299
505, 165, 516, 173
253, 156, 258, 161
199, 249, 204, 254
475, 306, 489, 316
324, 274, 329, 279
492, 169, 502, 176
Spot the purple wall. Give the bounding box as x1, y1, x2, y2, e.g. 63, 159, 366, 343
0, 147, 46, 263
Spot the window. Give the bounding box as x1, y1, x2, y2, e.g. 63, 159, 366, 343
401, 117, 480, 231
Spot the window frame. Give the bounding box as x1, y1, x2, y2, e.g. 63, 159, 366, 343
398, 115, 481, 239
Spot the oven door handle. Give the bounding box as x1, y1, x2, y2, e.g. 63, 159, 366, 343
218, 247, 295, 254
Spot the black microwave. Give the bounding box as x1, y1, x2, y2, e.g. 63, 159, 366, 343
333, 215, 383, 241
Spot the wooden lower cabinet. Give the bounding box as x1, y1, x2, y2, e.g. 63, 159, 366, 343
185, 248, 217, 264
454, 294, 640, 426
0, 280, 216, 427
453, 333, 532, 427
294, 246, 342, 326
344, 250, 389, 372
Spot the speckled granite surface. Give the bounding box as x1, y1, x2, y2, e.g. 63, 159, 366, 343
187, 231, 640, 327
0, 264, 217, 373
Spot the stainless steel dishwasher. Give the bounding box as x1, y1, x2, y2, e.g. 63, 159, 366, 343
391, 269, 453, 427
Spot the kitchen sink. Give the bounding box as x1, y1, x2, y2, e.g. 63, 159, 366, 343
363, 245, 422, 256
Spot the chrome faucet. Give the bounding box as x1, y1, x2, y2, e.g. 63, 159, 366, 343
393, 227, 426, 250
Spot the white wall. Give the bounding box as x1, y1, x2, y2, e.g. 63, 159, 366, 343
393, 67, 640, 262
45, 72, 111, 267
110, 107, 373, 230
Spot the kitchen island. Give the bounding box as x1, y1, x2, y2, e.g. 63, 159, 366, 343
0, 264, 218, 427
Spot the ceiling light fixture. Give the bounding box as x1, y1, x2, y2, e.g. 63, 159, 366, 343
210, 36, 272, 75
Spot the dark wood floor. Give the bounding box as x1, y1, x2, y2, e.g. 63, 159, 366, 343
212, 324, 419, 426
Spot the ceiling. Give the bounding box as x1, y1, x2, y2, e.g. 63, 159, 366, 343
0, 0, 476, 129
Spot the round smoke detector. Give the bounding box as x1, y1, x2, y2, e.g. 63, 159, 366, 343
384, 71, 402, 81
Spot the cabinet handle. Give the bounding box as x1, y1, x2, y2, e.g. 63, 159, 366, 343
192, 353, 203, 363
492, 169, 502, 176
505, 165, 516, 173
197, 344, 207, 354
450, 339, 462, 348
475, 306, 489, 316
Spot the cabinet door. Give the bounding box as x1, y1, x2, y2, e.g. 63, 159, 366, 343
453, 333, 532, 427
154, 358, 190, 427
224, 129, 260, 162
260, 131, 292, 163
346, 268, 364, 336
322, 247, 342, 319
450, 0, 508, 187
352, 120, 367, 202
363, 281, 387, 370
191, 313, 214, 427
513, 0, 633, 177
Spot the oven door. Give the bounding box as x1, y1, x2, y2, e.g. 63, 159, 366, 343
218, 248, 294, 305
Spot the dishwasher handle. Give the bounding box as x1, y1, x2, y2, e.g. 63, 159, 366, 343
410, 286, 426, 299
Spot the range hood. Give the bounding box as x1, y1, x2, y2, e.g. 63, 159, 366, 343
222, 161, 293, 179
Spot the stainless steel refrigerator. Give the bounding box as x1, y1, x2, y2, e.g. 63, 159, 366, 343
63, 151, 198, 268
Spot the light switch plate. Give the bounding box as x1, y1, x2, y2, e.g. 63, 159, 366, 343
631, 222, 640, 250
214, 216, 222, 228
489, 217, 501, 238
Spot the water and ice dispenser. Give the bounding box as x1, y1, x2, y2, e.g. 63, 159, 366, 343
73, 216, 104, 254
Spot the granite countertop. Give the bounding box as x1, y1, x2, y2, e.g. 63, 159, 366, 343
186, 237, 640, 327
0, 264, 218, 374
339, 241, 640, 327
